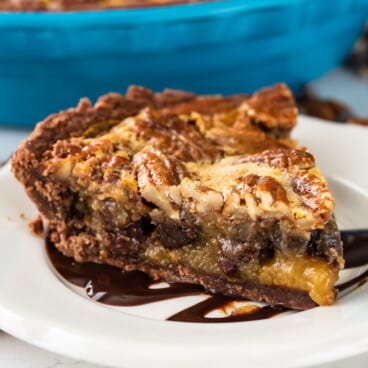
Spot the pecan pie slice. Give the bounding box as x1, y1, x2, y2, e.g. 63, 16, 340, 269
12, 84, 343, 310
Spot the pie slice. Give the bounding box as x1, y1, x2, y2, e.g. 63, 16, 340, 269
12, 84, 343, 310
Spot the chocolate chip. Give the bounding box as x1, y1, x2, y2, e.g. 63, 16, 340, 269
218, 238, 260, 276
259, 247, 275, 263
104, 222, 146, 256
307, 220, 342, 262
157, 221, 199, 249
217, 254, 238, 277
141, 216, 156, 236
99, 197, 118, 229
287, 236, 308, 254
217, 218, 282, 276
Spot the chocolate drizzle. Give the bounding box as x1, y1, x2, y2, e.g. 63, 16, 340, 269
336, 230, 368, 293
47, 241, 202, 306
168, 295, 285, 323
341, 230, 368, 268
46, 229, 368, 323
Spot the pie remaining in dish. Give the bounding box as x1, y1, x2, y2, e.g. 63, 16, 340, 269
0, 0, 208, 11
12, 84, 343, 310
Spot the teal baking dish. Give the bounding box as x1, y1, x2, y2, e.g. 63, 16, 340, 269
0, 0, 367, 126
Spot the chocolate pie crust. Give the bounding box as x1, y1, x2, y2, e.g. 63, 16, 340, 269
12, 84, 343, 310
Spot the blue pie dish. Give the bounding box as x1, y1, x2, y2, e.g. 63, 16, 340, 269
0, 0, 367, 126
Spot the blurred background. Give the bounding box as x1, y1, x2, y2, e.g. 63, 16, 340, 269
0, 0, 368, 126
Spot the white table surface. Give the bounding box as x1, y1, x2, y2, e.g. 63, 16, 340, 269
0, 68, 367, 368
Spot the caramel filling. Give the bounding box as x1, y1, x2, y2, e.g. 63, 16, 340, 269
259, 252, 338, 306
144, 241, 339, 306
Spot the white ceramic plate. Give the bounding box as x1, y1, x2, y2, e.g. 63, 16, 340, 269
0, 116, 368, 368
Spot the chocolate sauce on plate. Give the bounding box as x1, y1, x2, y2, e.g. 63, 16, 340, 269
46, 229, 368, 323
336, 230, 368, 293
167, 295, 285, 323
47, 242, 203, 306
341, 230, 368, 268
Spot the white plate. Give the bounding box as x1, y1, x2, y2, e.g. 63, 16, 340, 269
0, 116, 368, 368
